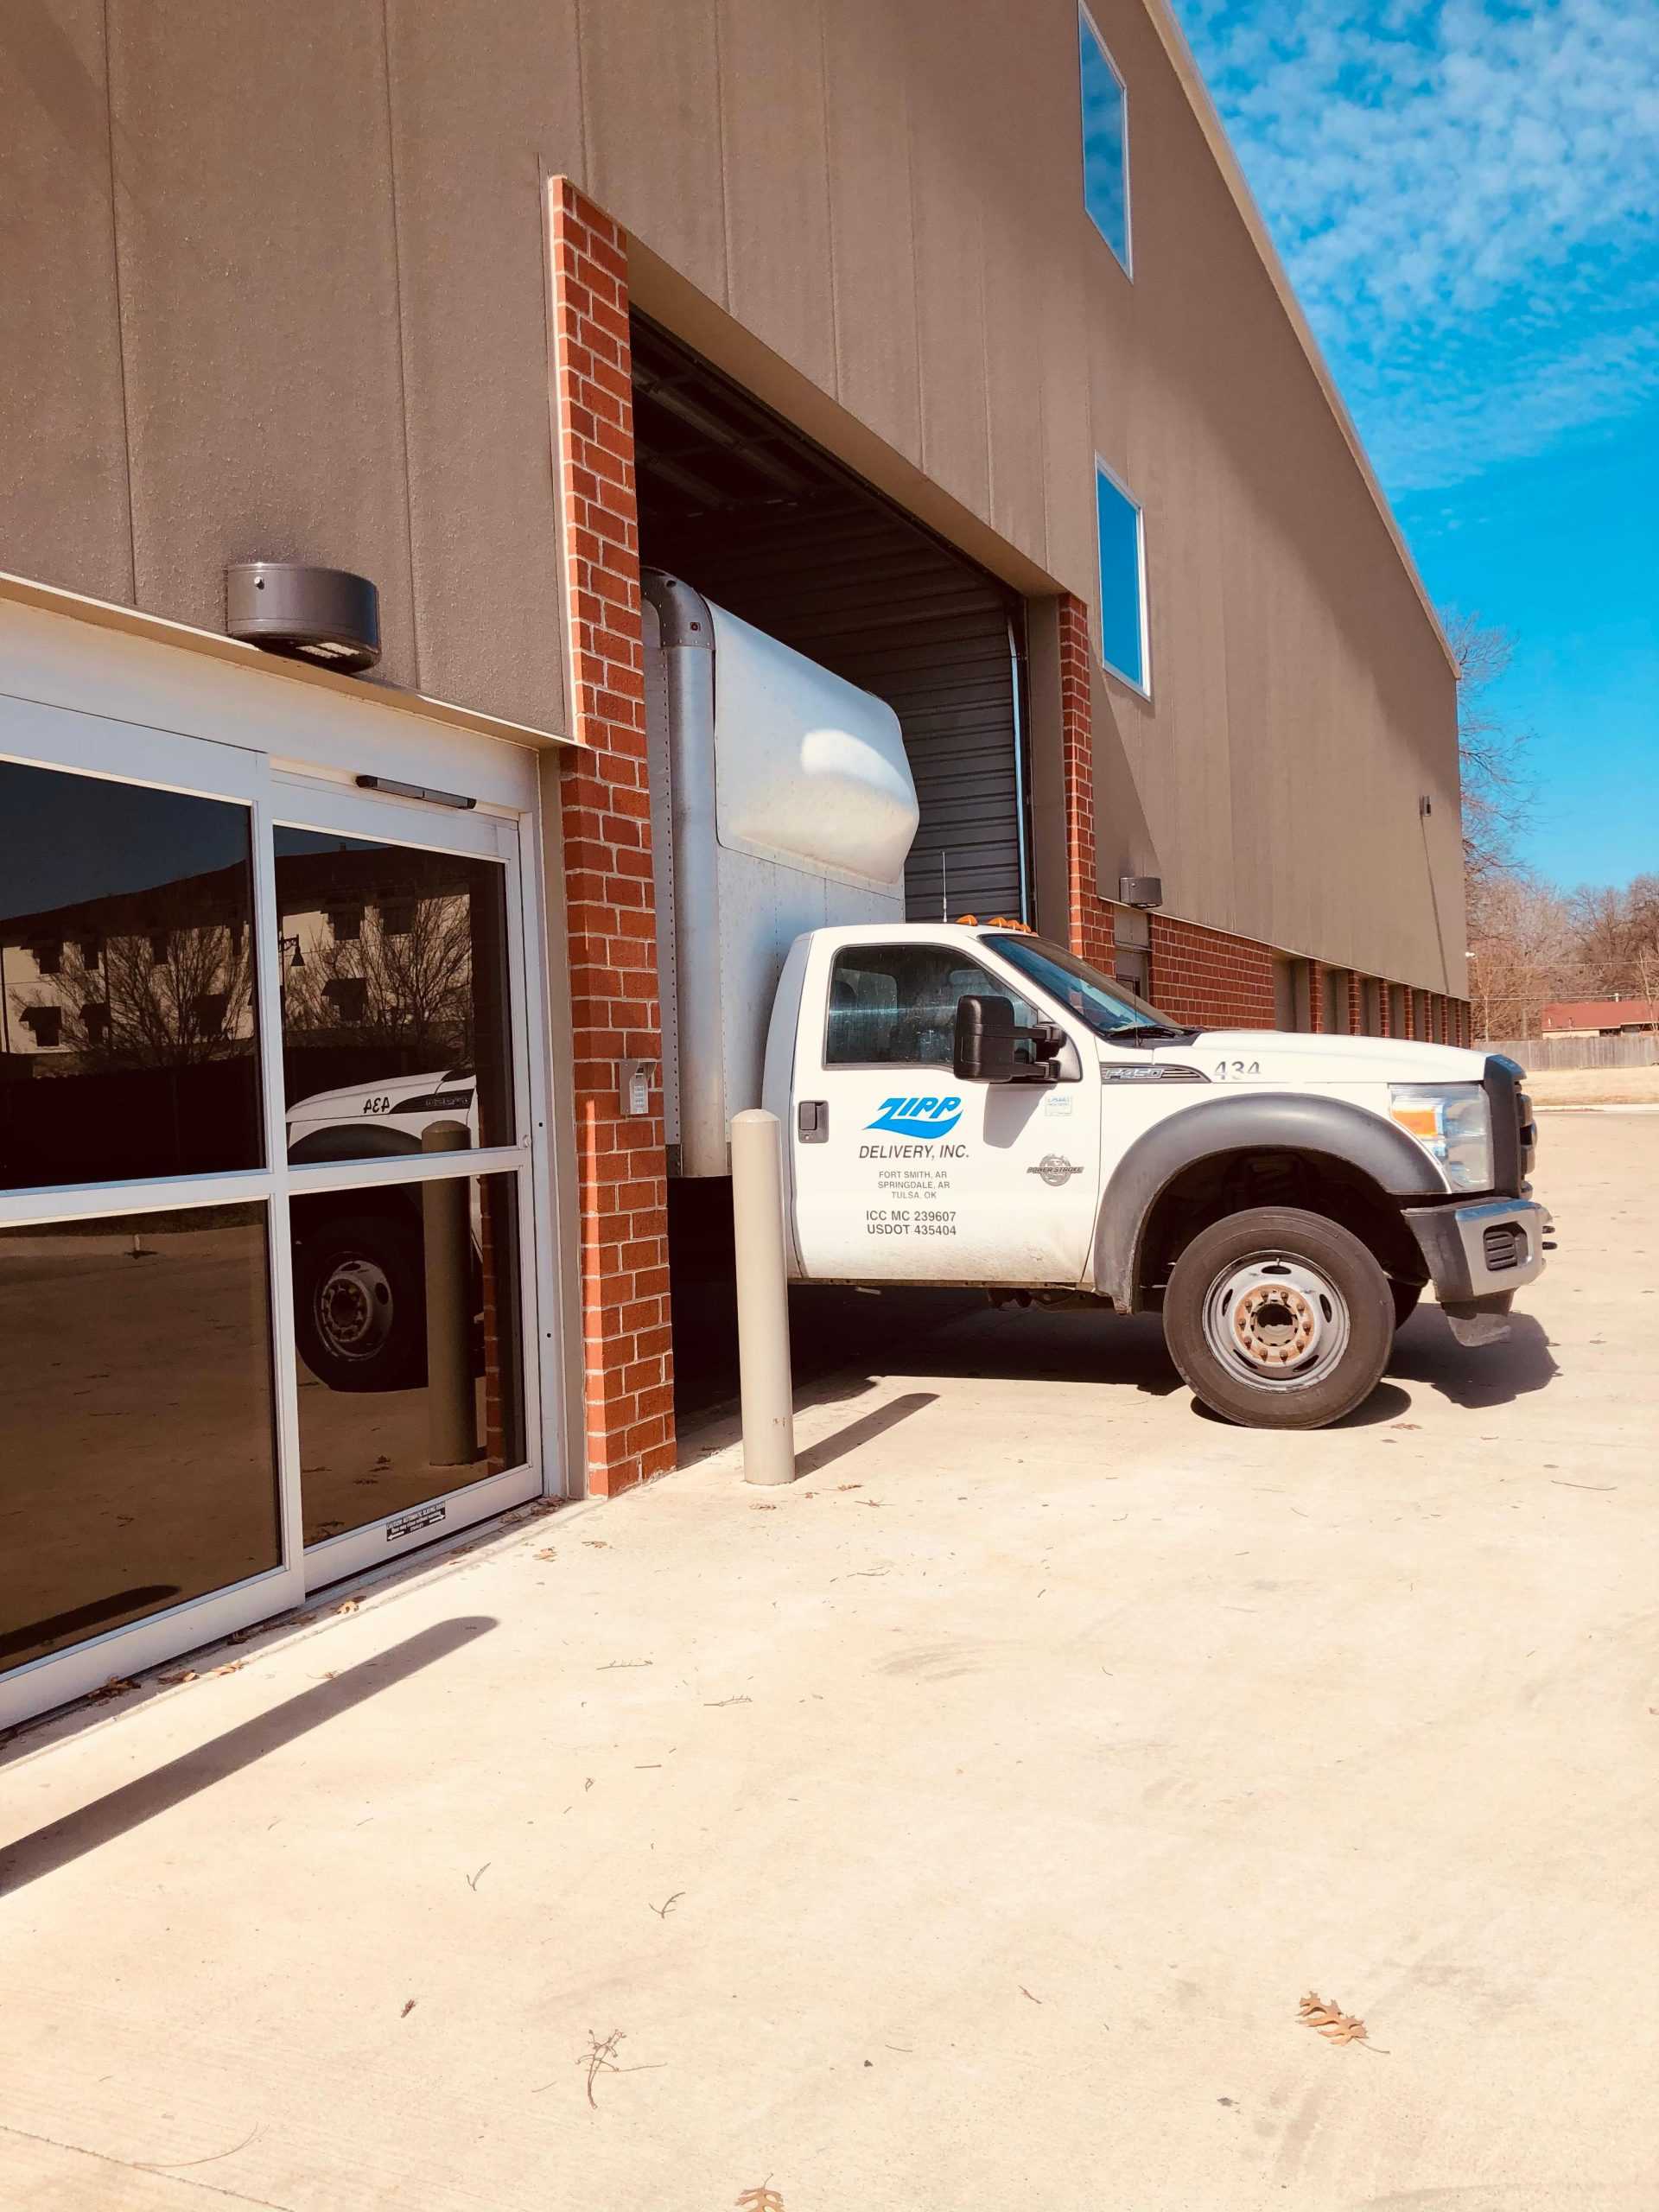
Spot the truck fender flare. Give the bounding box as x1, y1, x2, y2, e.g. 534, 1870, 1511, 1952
1095, 1090, 1445, 1309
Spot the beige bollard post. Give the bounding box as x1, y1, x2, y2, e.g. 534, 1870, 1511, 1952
730, 1109, 796, 1485
422, 1119, 478, 1467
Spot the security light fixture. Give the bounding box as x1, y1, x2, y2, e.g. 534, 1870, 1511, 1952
1120, 875, 1163, 910
226, 563, 381, 673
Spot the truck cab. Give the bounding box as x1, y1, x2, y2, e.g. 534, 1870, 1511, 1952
766, 920, 1545, 1428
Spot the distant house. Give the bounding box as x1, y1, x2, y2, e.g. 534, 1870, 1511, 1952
1541, 999, 1659, 1038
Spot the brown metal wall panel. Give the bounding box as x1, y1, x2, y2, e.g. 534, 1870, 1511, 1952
0, 0, 132, 602
717, 0, 836, 393
383, 0, 577, 725
578, 0, 727, 308
105, 3, 417, 682
823, 0, 923, 462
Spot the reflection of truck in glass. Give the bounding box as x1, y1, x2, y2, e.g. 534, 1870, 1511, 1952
293, 569, 1546, 1427
285, 1069, 478, 1391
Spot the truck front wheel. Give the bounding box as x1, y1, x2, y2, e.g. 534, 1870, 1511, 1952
293, 1211, 427, 1394
1162, 1206, 1394, 1430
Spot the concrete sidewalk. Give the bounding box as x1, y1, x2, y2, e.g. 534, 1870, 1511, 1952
2, 1115, 1654, 2211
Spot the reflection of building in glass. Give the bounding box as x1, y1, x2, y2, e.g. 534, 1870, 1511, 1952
0, 862, 255, 1070
277, 845, 480, 1072
1, 848, 478, 1074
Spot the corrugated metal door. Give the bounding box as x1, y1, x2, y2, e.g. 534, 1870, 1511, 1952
632, 318, 1029, 926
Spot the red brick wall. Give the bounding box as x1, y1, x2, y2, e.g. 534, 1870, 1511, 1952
1147, 913, 1277, 1029
548, 179, 675, 1497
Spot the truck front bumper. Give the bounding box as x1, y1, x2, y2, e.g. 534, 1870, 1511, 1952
1401, 1195, 1548, 1344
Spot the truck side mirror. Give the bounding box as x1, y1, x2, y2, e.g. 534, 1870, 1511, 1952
954, 995, 1016, 1083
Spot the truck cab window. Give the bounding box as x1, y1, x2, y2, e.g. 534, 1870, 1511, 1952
982, 932, 1186, 1040
825, 944, 1037, 1066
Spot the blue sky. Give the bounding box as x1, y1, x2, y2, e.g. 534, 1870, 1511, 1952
1175, 0, 1658, 888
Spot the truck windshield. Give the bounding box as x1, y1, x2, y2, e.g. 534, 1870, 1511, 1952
982, 934, 1188, 1041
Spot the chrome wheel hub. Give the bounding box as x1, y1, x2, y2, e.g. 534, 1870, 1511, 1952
317, 1257, 394, 1361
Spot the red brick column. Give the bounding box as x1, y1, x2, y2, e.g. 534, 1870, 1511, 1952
1346, 971, 1363, 1036
548, 178, 674, 1497
1307, 961, 1327, 1033
1057, 594, 1116, 969
1377, 982, 1393, 1039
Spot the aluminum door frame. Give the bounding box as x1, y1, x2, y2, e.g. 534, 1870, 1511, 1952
0, 703, 562, 1730
268, 772, 545, 1592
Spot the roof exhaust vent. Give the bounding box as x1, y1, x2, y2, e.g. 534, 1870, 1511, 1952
226, 563, 381, 674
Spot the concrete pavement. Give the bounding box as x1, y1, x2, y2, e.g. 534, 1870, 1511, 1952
1, 1112, 1654, 2211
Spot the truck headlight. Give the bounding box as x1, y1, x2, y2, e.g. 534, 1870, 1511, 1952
1389, 1084, 1492, 1192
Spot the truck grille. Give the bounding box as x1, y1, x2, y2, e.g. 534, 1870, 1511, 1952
1483, 1224, 1522, 1272
1483, 1055, 1535, 1196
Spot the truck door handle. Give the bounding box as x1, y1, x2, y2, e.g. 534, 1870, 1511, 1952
798, 1100, 828, 1142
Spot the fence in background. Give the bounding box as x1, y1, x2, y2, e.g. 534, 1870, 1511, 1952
1478, 1033, 1659, 1071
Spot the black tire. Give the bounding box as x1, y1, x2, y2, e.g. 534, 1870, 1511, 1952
293, 1211, 426, 1394
1162, 1206, 1394, 1430
1391, 1280, 1424, 1332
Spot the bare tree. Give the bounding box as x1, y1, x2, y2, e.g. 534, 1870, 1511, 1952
1566, 874, 1659, 1004
283, 893, 474, 1062
39, 919, 254, 1068
1444, 613, 1534, 893
1466, 872, 1573, 1039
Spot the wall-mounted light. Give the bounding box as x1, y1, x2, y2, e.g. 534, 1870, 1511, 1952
1119, 875, 1163, 910
226, 563, 381, 673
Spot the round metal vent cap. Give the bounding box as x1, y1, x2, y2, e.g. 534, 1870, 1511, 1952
226, 563, 381, 674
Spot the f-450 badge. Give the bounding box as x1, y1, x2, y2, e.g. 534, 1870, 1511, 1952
1028, 1153, 1084, 1187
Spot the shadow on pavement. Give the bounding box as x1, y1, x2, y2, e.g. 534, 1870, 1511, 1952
794, 1390, 938, 1478
0, 1616, 494, 1896
1388, 1306, 1559, 1410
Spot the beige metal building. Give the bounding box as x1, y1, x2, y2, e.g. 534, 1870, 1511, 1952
1, 0, 1465, 1725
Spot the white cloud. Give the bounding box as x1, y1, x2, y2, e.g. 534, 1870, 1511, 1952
1178, 0, 1659, 488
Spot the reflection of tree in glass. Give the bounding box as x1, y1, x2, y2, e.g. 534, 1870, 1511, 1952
283, 893, 474, 1062
41, 902, 254, 1069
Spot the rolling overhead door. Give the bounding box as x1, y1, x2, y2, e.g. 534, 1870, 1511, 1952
632, 319, 1029, 922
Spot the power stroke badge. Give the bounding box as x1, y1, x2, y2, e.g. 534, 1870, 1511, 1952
1028, 1153, 1084, 1187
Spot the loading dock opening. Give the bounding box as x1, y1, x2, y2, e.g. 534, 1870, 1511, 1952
632, 320, 1032, 928
631, 317, 1034, 1420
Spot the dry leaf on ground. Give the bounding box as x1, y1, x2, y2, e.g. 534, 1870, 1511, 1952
1298, 1991, 1369, 2044
736, 2189, 785, 2212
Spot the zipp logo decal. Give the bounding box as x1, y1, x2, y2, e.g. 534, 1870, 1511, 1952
867, 1095, 963, 1139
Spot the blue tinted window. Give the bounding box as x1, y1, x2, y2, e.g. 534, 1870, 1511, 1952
1079, 11, 1129, 270
1096, 466, 1146, 690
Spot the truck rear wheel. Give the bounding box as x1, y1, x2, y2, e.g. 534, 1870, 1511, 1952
293, 1211, 427, 1394
1162, 1206, 1394, 1430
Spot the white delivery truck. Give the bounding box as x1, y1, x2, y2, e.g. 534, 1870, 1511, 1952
287, 569, 1546, 1429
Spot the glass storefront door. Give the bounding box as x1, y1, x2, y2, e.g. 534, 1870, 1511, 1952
1, 709, 548, 1728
